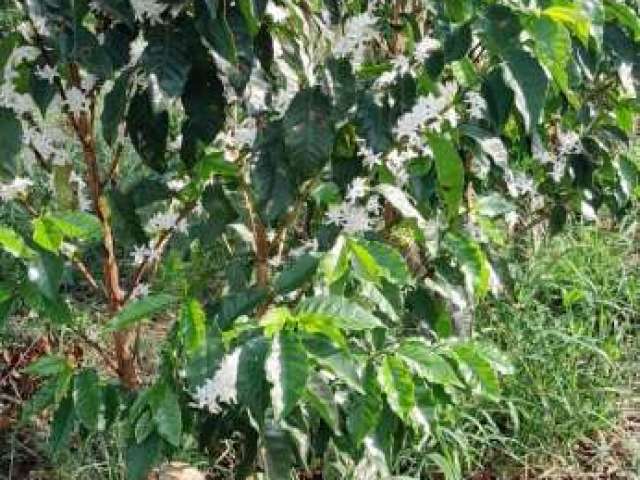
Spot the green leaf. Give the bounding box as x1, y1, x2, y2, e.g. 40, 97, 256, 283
0, 227, 35, 259
180, 298, 206, 355
347, 363, 382, 446
296, 295, 385, 331
149, 383, 182, 447
252, 120, 296, 224
192, 150, 238, 180
24, 355, 70, 377
134, 410, 155, 444
348, 238, 411, 286
74, 369, 102, 431
528, 17, 574, 105
48, 212, 102, 242
320, 235, 349, 286
502, 48, 549, 133
283, 87, 335, 181
274, 254, 320, 294
237, 337, 270, 425
376, 355, 415, 421
127, 88, 169, 172
101, 69, 130, 146
450, 343, 500, 398
604, 0, 640, 41
28, 252, 64, 301
49, 394, 75, 454
0, 106, 23, 178
180, 53, 226, 167
20, 380, 57, 422
266, 332, 309, 419
126, 433, 162, 480
142, 23, 192, 97
542, 5, 590, 45
105, 294, 176, 332
33, 217, 63, 253
305, 373, 340, 433
444, 232, 490, 298
480, 5, 522, 55
185, 324, 224, 386
428, 134, 465, 221
397, 340, 463, 387
302, 334, 362, 393
262, 421, 296, 480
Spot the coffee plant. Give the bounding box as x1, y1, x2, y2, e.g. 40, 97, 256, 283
0, 0, 638, 477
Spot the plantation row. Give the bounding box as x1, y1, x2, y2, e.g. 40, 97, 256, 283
0, 0, 639, 478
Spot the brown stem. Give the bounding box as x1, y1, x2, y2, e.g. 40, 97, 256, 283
238, 154, 270, 288
66, 64, 137, 388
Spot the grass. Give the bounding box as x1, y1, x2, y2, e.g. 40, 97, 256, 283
3, 221, 640, 479
472, 222, 640, 477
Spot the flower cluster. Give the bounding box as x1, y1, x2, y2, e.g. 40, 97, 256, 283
326, 177, 381, 234
333, 12, 379, 68
0, 177, 33, 202
192, 349, 241, 414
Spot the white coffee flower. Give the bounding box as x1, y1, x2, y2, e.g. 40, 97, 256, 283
557, 130, 582, 156
193, 348, 241, 414
266, 1, 289, 23
413, 36, 440, 63
129, 35, 148, 64
0, 177, 32, 202
131, 0, 167, 24
130, 244, 154, 265
327, 203, 374, 234
465, 91, 486, 119
131, 283, 150, 298
35, 65, 57, 83
346, 177, 368, 203
333, 12, 378, 66
65, 87, 88, 115
167, 178, 187, 192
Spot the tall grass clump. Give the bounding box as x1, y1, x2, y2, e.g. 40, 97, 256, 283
475, 223, 640, 475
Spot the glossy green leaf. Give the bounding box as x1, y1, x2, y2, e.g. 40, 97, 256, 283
32, 217, 63, 253
347, 363, 382, 446
126, 433, 162, 480
444, 232, 490, 298
349, 238, 412, 286
502, 48, 549, 133
180, 298, 206, 355
262, 421, 296, 480
450, 343, 500, 398
376, 355, 415, 421
296, 295, 385, 331
266, 332, 309, 419
101, 69, 130, 146
274, 254, 320, 294
398, 340, 463, 387
542, 5, 590, 45
50, 394, 75, 454
529, 17, 574, 105
74, 369, 102, 431
604, 0, 640, 41
0, 107, 23, 179
428, 134, 465, 221
105, 294, 176, 332
149, 383, 182, 447
283, 87, 335, 181
305, 373, 340, 433
24, 355, 70, 377
0, 226, 35, 259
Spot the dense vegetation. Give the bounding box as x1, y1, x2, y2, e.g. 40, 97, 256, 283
0, 0, 638, 478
